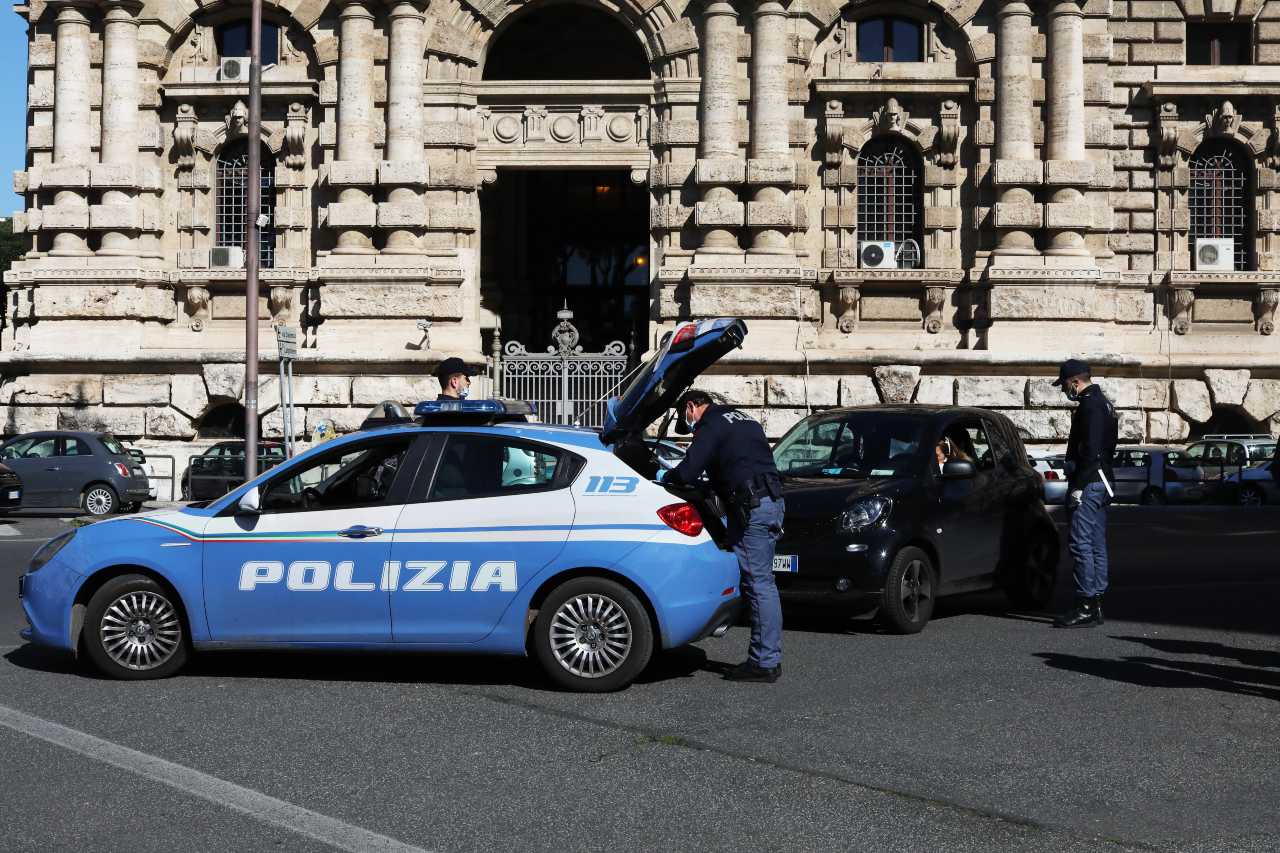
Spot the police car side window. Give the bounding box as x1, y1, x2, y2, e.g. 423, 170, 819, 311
259, 437, 413, 513
429, 434, 563, 501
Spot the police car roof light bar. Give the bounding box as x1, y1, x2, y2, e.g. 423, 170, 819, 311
413, 398, 536, 425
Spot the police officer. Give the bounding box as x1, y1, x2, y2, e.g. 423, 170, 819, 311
658, 389, 785, 683
434, 357, 472, 401
1052, 359, 1118, 629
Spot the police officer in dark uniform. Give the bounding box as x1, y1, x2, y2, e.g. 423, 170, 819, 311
658, 389, 785, 682
434, 357, 472, 400
1052, 358, 1119, 629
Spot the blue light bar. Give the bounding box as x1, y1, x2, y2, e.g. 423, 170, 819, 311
413, 398, 536, 419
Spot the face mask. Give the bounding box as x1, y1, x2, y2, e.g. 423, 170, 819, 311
1064, 385, 1079, 402
459, 387, 470, 400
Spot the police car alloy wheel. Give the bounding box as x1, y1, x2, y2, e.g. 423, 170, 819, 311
534, 577, 653, 692
82, 575, 189, 680
878, 547, 935, 634
82, 484, 118, 516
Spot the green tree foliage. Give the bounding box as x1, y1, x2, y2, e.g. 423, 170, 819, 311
0, 218, 21, 279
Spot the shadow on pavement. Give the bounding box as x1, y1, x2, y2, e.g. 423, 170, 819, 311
1111, 634, 1280, 668
1035, 641, 1280, 702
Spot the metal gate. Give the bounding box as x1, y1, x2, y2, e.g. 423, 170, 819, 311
498, 305, 631, 427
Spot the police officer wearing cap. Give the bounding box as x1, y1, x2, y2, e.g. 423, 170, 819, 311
1052, 358, 1118, 629
434, 357, 472, 400
658, 389, 785, 683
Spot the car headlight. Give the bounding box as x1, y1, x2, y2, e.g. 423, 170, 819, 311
840, 496, 892, 533
28, 530, 75, 573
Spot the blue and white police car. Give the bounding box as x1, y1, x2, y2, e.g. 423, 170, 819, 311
17, 319, 747, 692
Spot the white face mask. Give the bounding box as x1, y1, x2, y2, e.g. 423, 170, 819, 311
458, 387, 470, 400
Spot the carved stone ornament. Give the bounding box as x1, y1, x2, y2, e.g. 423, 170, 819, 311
225, 100, 249, 140
1256, 288, 1279, 336
823, 24, 851, 77
549, 303, 582, 356
935, 100, 961, 168
181, 25, 212, 69
174, 104, 198, 171
823, 100, 846, 168
1170, 287, 1195, 336
836, 284, 859, 334
872, 98, 908, 134
284, 103, 307, 170
1157, 102, 1179, 170
185, 285, 211, 332
269, 286, 293, 326
1205, 100, 1242, 139
922, 286, 946, 334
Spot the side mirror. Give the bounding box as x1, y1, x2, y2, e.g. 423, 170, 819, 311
942, 460, 975, 479
237, 486, 261, 515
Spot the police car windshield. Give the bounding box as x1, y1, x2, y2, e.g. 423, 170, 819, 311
773, 413, 925, 478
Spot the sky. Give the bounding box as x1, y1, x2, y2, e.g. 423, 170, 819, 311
1, 11, 28, 215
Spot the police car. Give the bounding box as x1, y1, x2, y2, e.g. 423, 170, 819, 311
17, 319, 747, 692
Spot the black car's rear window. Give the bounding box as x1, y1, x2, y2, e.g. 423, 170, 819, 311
774, 413, 926, 478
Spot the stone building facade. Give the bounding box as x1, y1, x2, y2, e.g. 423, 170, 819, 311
5, 0, 1280, 470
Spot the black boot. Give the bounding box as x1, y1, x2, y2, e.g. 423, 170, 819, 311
1053, 598, 1100, 629
724, 660, 781, 683
1094, 595, 1105, 625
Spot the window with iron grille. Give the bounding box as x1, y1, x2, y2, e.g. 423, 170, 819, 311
857, 137, 923, 269
1189, 140, 1253, 271
215, 140, 275, 268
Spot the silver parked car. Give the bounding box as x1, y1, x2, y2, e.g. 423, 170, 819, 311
1029, 454, 1068, 505
1222, 459, 1280, 506
1111, 446, 1209, 505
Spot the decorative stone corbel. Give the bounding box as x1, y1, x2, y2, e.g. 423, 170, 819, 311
269, 286, 293, 327
224, 100, 249, 140
477, 167, 498, 189
523, 106, 548, 142
935, 100, 961, 168
284, 103, 307, 170
922, 286, 947, 334
1170, 287, 1195, 336
174, 103, 198, 171
1256, 288, 1279, 336
1157, 102, 1179, 170
184, 285, 211, 331
823, 100, 846, 168
836, 284, 859, 334
872, 97, 907, 134
1205, 100, 1241, 139
581, 106, 605, 142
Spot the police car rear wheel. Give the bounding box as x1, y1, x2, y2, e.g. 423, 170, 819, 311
83, 575, 189, 680
534, 578, 653, 692
879, 548, 935, 634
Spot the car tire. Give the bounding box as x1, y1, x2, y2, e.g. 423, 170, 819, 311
1004, 528, 1059, 610
533, 577, 654, 693
1139, 488, 1167, 506
1238, 485, 1265, 507
81, 574, 189, 680
81, 483, 118, 517
878, 547, 936, 634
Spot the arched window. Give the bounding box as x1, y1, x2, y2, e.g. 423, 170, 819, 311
1189, 140, 1254, 271
857, 137, 923, 269
483, 6, 649, 80
857, 17, 924, 62
216, 139, 276, 268
215, 19, 280, 65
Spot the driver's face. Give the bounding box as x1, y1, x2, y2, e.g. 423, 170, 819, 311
935, 442, 948, 466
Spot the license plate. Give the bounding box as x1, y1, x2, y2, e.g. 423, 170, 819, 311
7, 490, 17, 500
772, 555, 798, 573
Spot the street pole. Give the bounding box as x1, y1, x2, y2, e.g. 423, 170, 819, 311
243, 0, 263, 480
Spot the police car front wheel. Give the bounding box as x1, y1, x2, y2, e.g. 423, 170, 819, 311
82, 574, 189, 680
534, 577, 653, 693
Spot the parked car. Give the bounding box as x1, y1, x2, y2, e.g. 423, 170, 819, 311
1111, 446, 1209, 505
1201, 433, 1277, 462
1222, 459, 1280, 506
181, 441, 288, 501
1029, 454, 1068, 505
769, 406, 1060, 633
0, 462, 23, 514
0, 431, 151, 516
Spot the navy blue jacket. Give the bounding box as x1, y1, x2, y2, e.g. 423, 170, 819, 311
665, 404, 778, 498
1065, 384, 1118, 490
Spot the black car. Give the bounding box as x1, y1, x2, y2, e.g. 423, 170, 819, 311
181, 441, 287, 501
0, 462, 22, 513
771, 406, 1060, 633
0, 431, 151, 515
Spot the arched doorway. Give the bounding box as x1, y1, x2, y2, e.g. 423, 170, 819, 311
477, 3, 653, 356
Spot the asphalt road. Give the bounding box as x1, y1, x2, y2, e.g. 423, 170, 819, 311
1, 506, 1278, 852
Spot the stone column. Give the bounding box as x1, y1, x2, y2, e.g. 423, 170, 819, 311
695, 0, 744, 255
49, 1, 94, 257
97, 0, 141, 256
746, 0, 794, 255
381, 0, 426, 254
333, 0, 377, 254
1043, 0, 1092, 257
992, 0, 1039, 257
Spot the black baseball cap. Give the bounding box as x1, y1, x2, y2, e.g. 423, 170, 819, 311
433, 357, 472, 381
1051, 358, 1091, 387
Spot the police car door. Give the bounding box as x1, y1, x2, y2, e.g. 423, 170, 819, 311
201, 434, 422, 643
388, 432, 575, 643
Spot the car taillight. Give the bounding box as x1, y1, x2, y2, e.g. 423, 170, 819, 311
657, 502, 704, 537
112, 462, 131, 478
669, 323, 697, 351
1043, 471, 1059, 481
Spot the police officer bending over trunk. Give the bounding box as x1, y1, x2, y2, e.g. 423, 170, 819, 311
658, 390, 785, 683
1052, 359, 1118, 629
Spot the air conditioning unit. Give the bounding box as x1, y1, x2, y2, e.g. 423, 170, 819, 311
219, 56, 251, 83
209, 246, 245, 269
1195, 238, 1235, 272
859, 240, 897, 270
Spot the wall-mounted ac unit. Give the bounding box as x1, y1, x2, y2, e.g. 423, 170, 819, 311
859, 240, 897, 270
1195, 238, 1235, 272
209, 246, 245, 269
219, 57, 251, 83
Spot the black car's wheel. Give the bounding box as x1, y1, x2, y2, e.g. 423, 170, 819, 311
1004, 528, 1059, 609
533, 577, 653, 693
1139, 487, 1167, 506
879, 547, 935, 634
82, 574, 189, 680
81, 483, 118, 516
1238, 485, 1265, 507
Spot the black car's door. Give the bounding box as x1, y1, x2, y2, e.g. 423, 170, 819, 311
1, 435, 62, 507
933, 417, 1004, 584
58, 436, 101, 506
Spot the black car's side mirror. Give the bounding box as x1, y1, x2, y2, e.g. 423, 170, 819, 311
942, 460, 975, 479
